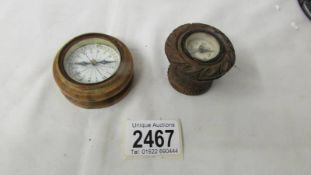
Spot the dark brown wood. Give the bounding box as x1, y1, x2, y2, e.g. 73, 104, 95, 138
53, 33, 134, 108
165, 23, 235, 95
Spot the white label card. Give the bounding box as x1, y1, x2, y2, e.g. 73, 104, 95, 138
124, 120, 183, 159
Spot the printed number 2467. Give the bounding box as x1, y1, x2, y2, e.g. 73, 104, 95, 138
133, 130, 174, 148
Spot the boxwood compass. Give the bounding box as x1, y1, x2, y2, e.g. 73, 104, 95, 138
53, 33, 134, 108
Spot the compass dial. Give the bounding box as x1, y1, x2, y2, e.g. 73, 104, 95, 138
64, 44, 121, 84
184, 32, 220, 62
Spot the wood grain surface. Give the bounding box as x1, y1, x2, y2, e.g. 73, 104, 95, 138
165, 23, 235, 95
53, 33, 134, 108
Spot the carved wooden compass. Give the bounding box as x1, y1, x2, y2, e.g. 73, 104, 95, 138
53, 33, 133, 108
165, 23, 235, 95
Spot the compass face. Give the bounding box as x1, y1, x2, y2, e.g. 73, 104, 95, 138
184, 32, 220, 62
63, 42, 121, 84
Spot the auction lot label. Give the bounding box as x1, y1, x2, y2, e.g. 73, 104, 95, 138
124, 120, 183, 159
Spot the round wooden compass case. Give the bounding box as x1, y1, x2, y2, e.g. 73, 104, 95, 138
53, 33, 133, 109
165, 23, 235, 95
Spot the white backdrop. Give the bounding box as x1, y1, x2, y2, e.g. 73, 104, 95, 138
0, 0, 311, 175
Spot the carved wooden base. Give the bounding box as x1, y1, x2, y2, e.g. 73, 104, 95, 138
165, 23, 235, 96
168, 65, 213, 95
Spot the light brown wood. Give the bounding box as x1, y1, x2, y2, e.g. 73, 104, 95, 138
53, 33, 134, 109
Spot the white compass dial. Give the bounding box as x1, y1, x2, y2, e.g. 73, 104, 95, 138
64, 44, 121, 84
185, 32, 220, 62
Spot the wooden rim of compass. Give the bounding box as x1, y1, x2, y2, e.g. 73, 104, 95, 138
53, 33, 134, 105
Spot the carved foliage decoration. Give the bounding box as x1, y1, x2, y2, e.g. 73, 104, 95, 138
165, 23, 235, 81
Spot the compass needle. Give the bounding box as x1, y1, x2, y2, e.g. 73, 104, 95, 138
64, 43, 121, 84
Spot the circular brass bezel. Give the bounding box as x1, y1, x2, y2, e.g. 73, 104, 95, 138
61, 37, 121, 85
